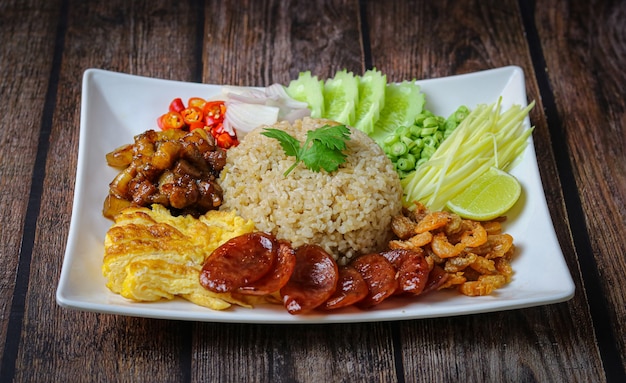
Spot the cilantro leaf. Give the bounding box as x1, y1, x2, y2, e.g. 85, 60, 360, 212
261, 124, 351, 176
306, 124, 351, 151
300, 140, 348, 173
260, 128, 301, 157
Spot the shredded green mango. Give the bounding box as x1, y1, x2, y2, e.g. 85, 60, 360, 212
401, 98, 535, 210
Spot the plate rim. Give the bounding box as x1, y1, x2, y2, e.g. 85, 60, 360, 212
56, 65, 575, 324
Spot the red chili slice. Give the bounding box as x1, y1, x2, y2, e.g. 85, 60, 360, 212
203, 101, 226, 126
188, 97, 207, 111
320, 265, 368, 310
237, 240, 296, 296
199, 232, 278, 293
210, 122, 225, 135
380, 249, 430, 295
158, 111, 185, 130
216, 132, 238, 149
351, 253, 398, 308
280, 245, 339, 315
169, 97, 185, 113
180, 106, 204, 126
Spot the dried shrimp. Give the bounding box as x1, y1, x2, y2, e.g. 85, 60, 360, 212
390, 202, 516, 296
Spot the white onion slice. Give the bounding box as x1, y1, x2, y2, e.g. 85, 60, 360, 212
222, 83, 311, 137
265, 84, 310, 109
223, 101, 279, 137
282, 108, 312, 122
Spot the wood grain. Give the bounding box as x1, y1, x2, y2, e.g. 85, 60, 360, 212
203, 0, 363, 86
0, 0, 623, 381
194, 323, 398, 382
13, 1, 202, 381
0, 0, 61, 366
365, 0, 605, 381
534, 0, 626, 373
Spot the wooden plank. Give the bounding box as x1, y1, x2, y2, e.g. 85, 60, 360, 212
5, 0, 619, 381
365, 0, 605, 381
0, 0, 61, 366
534, 0, 626, 375
15, 1, 204, 381
194, 323, 398, 382
202, 0, 364, 86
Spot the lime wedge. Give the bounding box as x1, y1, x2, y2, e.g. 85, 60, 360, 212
445, 167, 522, 221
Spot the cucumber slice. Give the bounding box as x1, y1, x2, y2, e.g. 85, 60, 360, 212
323, 69, 359, 125
354, 69, 387, 134
370, 81, 425, 145
286, 71, 325, 118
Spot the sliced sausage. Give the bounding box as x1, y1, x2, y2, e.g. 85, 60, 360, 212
422, 264, 449, 294
351, 253, 398, 308
280, 245, 339, 315
200, 232, 277, 293
237, 240, 296, 296
321, 265, 368, 310
381, 249, 430, 295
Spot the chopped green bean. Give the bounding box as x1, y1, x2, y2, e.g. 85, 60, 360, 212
422, 136, 436, 147
397, 153, 416, 171
390, 141, 408, 156
423, 116, 439, 129
421, 145, 436, 159
383, 134, 399, 146
409, 144, 422, 156
454, 106, 469, 122
382, 105, 473, 179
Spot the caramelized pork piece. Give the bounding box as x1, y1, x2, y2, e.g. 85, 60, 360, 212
104, 128, 226, 219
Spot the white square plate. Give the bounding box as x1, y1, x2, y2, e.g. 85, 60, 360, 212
56, 66, 575, 323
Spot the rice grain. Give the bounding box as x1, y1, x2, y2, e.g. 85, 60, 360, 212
218, 117, 402, 264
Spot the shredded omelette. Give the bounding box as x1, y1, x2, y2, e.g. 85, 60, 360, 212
103, 204, 255, 310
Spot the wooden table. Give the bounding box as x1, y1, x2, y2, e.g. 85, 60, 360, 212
1, 0, 624, 381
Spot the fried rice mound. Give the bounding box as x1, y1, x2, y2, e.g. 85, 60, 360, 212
218, 117, 403, 264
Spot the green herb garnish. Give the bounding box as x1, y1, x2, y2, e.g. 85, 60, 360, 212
261, 124, 351, 176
